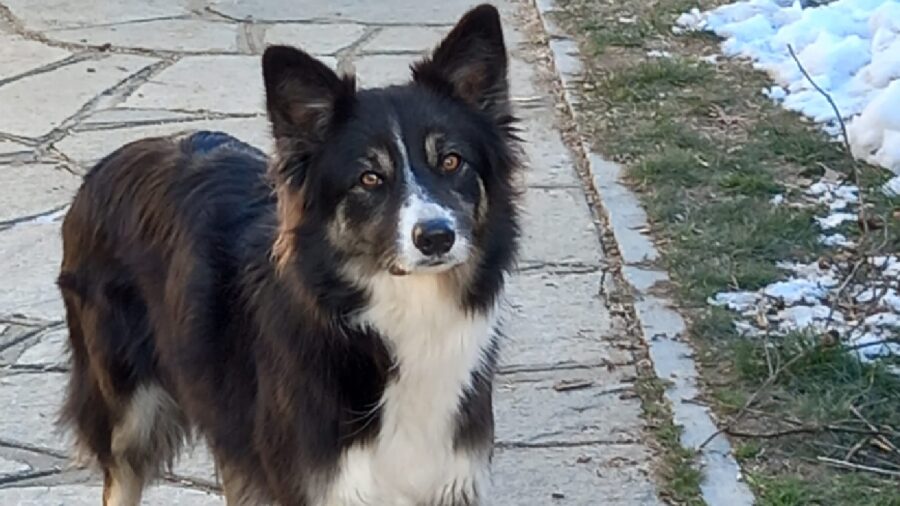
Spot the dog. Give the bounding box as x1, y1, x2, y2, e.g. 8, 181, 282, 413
56, 4, 520, 505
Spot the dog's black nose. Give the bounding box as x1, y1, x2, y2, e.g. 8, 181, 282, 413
412, 220, 455, 256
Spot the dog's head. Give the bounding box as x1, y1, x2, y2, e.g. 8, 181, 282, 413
264, 4, 519, 285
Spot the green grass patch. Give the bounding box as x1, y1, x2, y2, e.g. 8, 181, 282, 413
602, 59, 714, 102
750, 472, 900, 506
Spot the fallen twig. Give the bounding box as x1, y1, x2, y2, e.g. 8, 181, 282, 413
816, 456, 900, 478
724, 424, 896, 440
850, 405, 899, 455
699, 345, 814, 449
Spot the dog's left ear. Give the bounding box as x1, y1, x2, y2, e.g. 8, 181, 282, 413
412, 4, 509, 120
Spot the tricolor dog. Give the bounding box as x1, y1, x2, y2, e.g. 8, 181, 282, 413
57, 4, 521, 505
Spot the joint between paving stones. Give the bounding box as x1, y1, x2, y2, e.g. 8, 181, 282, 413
495, 438, 641, 449
36, 58, 177, 152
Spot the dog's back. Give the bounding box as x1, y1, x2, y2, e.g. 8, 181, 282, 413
58, 132, 272, 503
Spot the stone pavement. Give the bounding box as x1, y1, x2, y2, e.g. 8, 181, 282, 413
0, 1, 662, 504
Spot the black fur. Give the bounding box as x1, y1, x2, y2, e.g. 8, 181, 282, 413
57, 4, 519, 505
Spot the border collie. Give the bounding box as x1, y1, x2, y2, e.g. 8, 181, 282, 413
56, 4, 520, 505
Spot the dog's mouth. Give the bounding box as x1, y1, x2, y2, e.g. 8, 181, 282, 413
388, 257, 461, 276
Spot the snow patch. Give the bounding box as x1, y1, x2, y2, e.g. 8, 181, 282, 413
677, 0, 900, 174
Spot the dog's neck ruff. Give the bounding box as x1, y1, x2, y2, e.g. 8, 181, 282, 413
326, 271, 496, 505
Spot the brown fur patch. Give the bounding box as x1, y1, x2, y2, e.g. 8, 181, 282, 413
272, 184, 305, 274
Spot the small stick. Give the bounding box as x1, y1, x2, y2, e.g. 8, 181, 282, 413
850, 405, 899, 454
787, 44, 869, 236
816, 456, 900, 478
844, 437, 869, 462
698, 347, 812, 449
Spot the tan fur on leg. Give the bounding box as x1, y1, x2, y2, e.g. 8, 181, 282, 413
103, 463, 144, 506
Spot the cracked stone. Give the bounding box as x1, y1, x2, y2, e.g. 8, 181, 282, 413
123, 56, 264, 114
0, 139, 33, 156
0, 163, 80, 222
263, 23, 367, 55
16, 327, 68, 369
509, 55, 543, 100
171, 444, 218, 485
55, 116, 271, 166
495, 367, 642, 445
492, 445, 661, 506
517, 106, 581, 187
0, 224, 64, 319
362, 26, 448, 53
0, 34, 70, 80
78, 108, 202, 128
209, 0, 484, 24
519, 187, 603, 265
0, 54, 158, 138
46, 19, 241, 53
2, 0, 191, 30
503, 270, 630, 370
0, 455, 32, 477
0, 372, 67, 451
123, 56, 334, 114
0, 484, 222, 505
1, 323, 33, 355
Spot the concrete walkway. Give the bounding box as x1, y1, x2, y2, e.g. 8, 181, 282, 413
0, 1, 661, 504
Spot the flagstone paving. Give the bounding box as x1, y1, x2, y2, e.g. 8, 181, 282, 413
0, 1, 663, 504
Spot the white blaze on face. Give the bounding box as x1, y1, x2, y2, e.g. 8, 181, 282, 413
393, 128, 470, 273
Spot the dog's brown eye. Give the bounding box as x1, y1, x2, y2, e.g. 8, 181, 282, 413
440, 153, 462, 174
360, 171, 383, 189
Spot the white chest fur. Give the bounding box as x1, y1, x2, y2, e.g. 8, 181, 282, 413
324, 272, 495, 506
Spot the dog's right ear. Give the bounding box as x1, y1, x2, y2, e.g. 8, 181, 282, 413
262, 45, 355, 151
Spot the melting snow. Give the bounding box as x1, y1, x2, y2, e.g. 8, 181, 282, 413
709, 171, 899, 363
677, 0, 900, 174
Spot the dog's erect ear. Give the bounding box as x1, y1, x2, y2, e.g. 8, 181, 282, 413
412, 4, 509, 119
262, 45, 355, 147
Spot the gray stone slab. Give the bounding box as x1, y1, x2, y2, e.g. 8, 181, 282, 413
587, 155, 659, 265
353, 54, 416, 88
0, 223, 64, 319
210, 0, 481, 24
509, 55, 543, 100
0, 455, 31, 477
124, 56, 264, 114
2, 0, 190, 30
519, 187, 602, 265
517, 107, 582, 187
16, 327, 68, 369
0, 322, 38, 357
124, 55, 336, 114
263, 23, 367, 55
0, 139, 33, 156
0, 483, 222, 505
492, 444, 662, 506
0, 372, 67, 451
46, 19, 241, 53
0, 54, 158, 138
55, 116, 271, 166
171, 444, 218, 485
502, 270, 630, 370
78, 108, 202, 128
363, 26, 448, 53
495, 367, 642, 445
0, 164, 80, 222
0, 34, 69, 80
